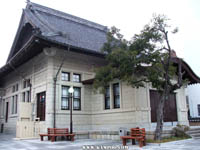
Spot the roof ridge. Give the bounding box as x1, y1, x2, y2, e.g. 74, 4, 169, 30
27, 2, 108, 32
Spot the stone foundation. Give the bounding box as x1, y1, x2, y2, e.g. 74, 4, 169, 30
74, 130, 174, 140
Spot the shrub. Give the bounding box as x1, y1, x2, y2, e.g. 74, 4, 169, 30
172, 124, 190, 138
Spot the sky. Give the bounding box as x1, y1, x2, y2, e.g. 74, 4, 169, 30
0, 0, 200, 76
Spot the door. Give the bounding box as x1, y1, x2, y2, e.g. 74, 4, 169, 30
5, 102, 9, 123
150, 90, 177, 122
37, 92, 46, 121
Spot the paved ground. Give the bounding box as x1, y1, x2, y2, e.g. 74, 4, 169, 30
1, 133, 200, 150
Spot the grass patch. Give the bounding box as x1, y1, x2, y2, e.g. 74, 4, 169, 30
146, 136, 191, 143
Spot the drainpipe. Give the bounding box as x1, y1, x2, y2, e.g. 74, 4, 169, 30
53, 45, 70, 128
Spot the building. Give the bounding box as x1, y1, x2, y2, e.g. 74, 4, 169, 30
0, 2, 199, 139
187, 84, 200, 118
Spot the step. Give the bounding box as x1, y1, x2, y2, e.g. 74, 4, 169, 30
188, 128, 200, 131
186, 130, 200, 134
190, 133, 200, 137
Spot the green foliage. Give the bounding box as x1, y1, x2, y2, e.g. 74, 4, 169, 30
94, 14, 181, 93
146, 136, 190, 143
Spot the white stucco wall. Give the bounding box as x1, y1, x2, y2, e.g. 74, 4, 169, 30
187, 84, 200, 117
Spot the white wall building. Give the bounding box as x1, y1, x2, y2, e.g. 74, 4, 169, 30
187, 84, 200, 118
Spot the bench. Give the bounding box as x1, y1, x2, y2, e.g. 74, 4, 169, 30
39, 128, 75, 142
120, 128, 146, 147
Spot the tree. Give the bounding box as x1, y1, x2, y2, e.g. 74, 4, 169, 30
94, 14, 186, 140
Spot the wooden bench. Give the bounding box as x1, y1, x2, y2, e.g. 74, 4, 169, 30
39, 128, 75, 142
120, 128, 146, 147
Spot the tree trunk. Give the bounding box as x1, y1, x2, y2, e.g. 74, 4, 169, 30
154, 88, 169, 140
154, 94, 165, 140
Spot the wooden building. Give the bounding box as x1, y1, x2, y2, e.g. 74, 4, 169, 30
0, 2, 199, 139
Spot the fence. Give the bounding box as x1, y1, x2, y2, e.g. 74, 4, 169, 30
16, 121, 45, 138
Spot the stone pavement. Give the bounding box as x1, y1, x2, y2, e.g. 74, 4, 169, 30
1, 133, 200, 150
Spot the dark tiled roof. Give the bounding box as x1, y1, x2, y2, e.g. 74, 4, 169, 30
25, 2, 108, 52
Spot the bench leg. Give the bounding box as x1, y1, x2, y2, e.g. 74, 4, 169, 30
71, 136, 74, 141
132, 139, 136, 145
143, 139, 146, 146
40, 136, 44, 141
122, 139, 126, 146
139, 140, 143, 147
51, 136, 55, 142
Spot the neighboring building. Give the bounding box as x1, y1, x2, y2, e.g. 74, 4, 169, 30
187, 84, 200, 118
0, 2, 199, 139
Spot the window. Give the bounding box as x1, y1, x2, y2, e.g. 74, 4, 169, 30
15, 95, 18, 114
62, 72, 70, 81
12, 86, 15, 93
22, 92, 25, 102
61, 86, 70, 110
12, 84, 19, 93
73, 74, 81, 82
12, 96, 15, 114
105, 86, 110, 109
11, 95, 18, 114
73, 87, 81, 110
27, 91, 30, 102
23, 80, 26, 89
16, 84, 18, 91
23, 79, 31, 88
113, 83, 120, 108
198, 104, 200, 116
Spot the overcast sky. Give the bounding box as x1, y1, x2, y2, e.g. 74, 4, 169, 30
0, 0, 200, 76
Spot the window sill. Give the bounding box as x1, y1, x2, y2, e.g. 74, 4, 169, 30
10, 114, 18, 118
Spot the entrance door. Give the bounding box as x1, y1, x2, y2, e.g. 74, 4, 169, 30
150, 90, 177, 122
37, 92, 46, 121
5, 102, 9, 123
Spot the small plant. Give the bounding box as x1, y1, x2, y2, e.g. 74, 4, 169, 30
172, 124, 190, 138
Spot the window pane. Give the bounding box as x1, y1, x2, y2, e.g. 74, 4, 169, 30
61, 97, 69, 110
74, 88, 80, 98
62, 86, 69, 97
105, 97, 110, 109
105, 87, 110, 97
73, 87, 81, 110
15, 95, 18, 114
105, 86, 110, 109
27, 91, 30, 102
12, 96, 15, 114
113, 83, 120, 108
16, 84, 18, 91
73, 99, 80, 110
73, 74, 81, 82
62, 72, 70, 81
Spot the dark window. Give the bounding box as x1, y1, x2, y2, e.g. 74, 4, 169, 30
198, 105, 200, 116
16, 84, 18, 91
105, 86, 110, 109
23, 79, 31, 88
27, 91, 30, 102
62, 72, 70, 81
12, 96, 15, 114
12, 86, 15, 93
73, 87, 81, 110
73, 74, 81, 82
113, 83, 120, 108
61, 86, 70, 110
23, 80, 26, 89
22, 92, 25, 102
15, 95, 18, 114
27, 79, 31, 87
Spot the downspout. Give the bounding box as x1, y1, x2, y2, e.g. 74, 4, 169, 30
53, 45, 70, 128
